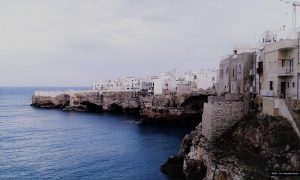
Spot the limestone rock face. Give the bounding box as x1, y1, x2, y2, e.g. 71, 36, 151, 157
160, 156, 185, 178
162, 113, 300, 179
32, 91, 215, 124
66, 91, 103, 112
32, 94, 70, 108
102, 92, 140, 113
140, 93, 210, 124
32, 91, 103, 112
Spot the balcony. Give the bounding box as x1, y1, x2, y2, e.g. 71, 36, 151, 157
277, 39, 296, 51
278, 59, 293, 76
262, 90, 274, 97
278, 66, 293, 76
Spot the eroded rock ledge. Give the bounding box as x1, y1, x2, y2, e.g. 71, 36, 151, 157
31, 90, 215, 124
161, 113, 300, 179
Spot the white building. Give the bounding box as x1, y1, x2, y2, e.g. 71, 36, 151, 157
92, 69, 217, 94
152, 76, 163, 95
191, 69, 217, 90
92, 77, 142, 92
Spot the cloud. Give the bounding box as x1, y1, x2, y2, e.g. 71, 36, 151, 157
0, 0, 294, 86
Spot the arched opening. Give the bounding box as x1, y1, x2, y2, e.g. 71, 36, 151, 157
81, 101, 102, 112
108, 103, 123, 113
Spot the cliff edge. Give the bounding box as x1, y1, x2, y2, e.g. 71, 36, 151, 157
31, 90, 215, 124
161, 113, 300, 179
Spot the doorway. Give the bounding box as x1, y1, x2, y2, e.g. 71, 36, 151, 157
281, 82, 286, 99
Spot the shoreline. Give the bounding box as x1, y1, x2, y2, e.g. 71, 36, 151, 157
31, 90, 215, 125
30, 89, 300, 179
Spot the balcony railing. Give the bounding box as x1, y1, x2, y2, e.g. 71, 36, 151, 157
278, 59, 293, 76
278, 66, 293, 76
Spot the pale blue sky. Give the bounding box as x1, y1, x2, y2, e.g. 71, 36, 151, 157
0, 0, 294, 86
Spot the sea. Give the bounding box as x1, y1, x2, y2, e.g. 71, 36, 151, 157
0, 87, 193, 180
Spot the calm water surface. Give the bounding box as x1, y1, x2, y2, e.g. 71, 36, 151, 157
0, 87, 192, 180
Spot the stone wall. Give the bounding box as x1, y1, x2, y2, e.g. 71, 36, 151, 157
207, 96, 225, 102
202, 93, 247, 142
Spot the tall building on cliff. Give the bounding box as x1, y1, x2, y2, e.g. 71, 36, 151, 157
257, 29, 300, 100
215, 46, 256, 95
255, 28, 300, 116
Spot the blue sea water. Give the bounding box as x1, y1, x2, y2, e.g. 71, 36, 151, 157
0, 87, 192, 180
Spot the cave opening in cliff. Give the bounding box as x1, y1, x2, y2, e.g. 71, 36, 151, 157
185, 160, 207, 179
81, 101, 102, 112
181, 95, 208, 111
198, 162, 207, 180
108, 103, 123, 113
180, 95, 209, 125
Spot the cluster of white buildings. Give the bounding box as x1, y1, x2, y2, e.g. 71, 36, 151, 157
92, 69, 217, 95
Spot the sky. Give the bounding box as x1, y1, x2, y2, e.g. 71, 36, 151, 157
0, 0, 296, 86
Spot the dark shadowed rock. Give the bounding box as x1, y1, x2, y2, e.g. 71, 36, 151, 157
160, 156, 185, 179
162, 113, 300, 179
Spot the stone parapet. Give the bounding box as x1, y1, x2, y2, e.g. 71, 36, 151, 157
202, 93, 248, 142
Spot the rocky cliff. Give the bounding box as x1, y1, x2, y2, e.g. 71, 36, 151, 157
140, 94, 209, 124
161, 113, 300, 179
32, 90, 214, 124
32, 93, 71, 109
32, 91, 102, 112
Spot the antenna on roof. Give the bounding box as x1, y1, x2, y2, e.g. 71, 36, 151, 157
280, 0, 300, 31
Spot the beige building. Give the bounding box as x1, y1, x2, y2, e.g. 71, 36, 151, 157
258, 34, 300, 100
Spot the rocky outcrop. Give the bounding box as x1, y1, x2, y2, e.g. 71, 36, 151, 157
140, 93, 212, 124
161, 113, 300, 179
102, 92, 140, 113
31, 93, 70, 108
32, 91, 102, 112
32, 90, 214, 124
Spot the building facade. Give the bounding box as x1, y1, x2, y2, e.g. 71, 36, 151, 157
215, 48, 256, 95
92, 69, 217, 95
258, 31, 300, 100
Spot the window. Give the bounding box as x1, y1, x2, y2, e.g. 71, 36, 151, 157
232, 69, 235, 78
212, 77, 215, 81
293, 82, 295, 88
287, 82, 290, 88
270, 81, 273, 91
238, 65, 241, 73
220, 69, 224, 78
